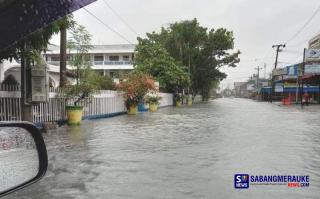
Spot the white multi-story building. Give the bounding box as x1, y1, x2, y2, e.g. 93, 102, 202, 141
44, 44, 136, 78
309, 33, 320, 49
0, 44, 136, 87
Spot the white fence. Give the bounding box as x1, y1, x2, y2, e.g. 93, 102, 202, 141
32, 90, 128, 123
0, 87, 174, 124
158, 93, 174, 107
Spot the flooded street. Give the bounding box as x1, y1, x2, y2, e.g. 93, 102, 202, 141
7, 98, 320, 199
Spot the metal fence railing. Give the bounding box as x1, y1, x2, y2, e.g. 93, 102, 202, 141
0, 87, 174, 124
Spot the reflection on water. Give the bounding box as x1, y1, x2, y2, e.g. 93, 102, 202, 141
6, 99, 320, 198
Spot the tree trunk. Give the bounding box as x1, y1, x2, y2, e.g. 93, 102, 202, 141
60, 26, 67, 87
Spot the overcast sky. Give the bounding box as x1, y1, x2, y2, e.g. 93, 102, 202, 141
51, 0, 320, 88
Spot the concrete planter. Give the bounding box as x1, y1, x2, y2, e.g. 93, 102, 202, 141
66, 106, 83, 125
149, 103, 158, 112
128, 105, 138, 115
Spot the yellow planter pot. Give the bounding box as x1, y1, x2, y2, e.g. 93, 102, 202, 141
149, 103, 158, 112
176, 101, 182, 107
128, 105, 138, 115
66, 106, 83, 125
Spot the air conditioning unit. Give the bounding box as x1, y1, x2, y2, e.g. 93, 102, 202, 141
31, 67, 48, 103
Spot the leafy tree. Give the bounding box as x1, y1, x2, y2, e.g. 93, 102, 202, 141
67, 24, 93, 85
90, 73, 115, 90
63, 24, 96, 106
140, 18, 240, 100
134, 38, 190, 92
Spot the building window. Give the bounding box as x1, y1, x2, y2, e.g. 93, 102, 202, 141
123, 55, 130, 61
94, 55, 104, 61
109, 56, 119, 61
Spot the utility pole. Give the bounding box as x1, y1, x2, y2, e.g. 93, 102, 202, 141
255, 66, 263, 90
270, 44, 286, 102
264, 63, 267, 79
187, 42, 191, 95
60, 26, 67, 87
20, 43, 33, 122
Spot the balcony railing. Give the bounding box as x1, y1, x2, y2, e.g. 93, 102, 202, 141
47, 60, 133, 66
103, 61, 132, 65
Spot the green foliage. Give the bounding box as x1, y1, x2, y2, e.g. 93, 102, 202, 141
175, 93, 183, 102
117, 72, 157, 109
55, 15, 76, 30
67, 24, 93, 84
145, 95, 162, 105
93, 75, 116, 90
134, 38, 190, 92
63, 69, 102, 106
2, 75, 19, 85
138, 18, 240, 100
62, 24, 97, 106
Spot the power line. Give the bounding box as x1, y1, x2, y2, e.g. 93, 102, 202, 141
240, 57, 274, 63
82, 7, 134, 44
285, 4, 320, 44
287, 28, 320, 47
101, 0, 139, 36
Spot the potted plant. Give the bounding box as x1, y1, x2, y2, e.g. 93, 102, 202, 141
117, 72, 157, 115
175, 93, 182, 107
63, 79, 98, 125
145, 95, 162, 112
63, 24, 95, 125
187, 94, 193, 106
138, 98, 149, 112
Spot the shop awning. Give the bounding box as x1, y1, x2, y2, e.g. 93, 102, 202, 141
260, 86, 320, 93
302, 74, 320, 84
0, 0, 96, 49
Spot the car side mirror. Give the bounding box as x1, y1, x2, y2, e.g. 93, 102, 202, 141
0, 122, 47, 197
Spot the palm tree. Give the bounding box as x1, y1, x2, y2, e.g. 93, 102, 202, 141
56, 15, 75, 87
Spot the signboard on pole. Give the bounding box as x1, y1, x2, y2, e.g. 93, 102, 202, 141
305, 49, 320, 62
246, 84, 255, 91
31, 67, 48, 102
272, 68, 287, 76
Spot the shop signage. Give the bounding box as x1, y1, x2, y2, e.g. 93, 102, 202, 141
273, 68, 287, 76
275, 83, 283, 92
247, 84, 255, 91
284, 82, 297, 88
286, 64, 298, 76
304, 64, 320, 74
305, 49, 320, 62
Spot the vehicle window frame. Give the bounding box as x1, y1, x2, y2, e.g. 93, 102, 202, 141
0, 122, 48, 198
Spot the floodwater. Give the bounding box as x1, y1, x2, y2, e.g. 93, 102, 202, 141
5, 98, 320, 198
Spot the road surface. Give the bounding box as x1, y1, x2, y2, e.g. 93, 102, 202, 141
5, 98, 320, 198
